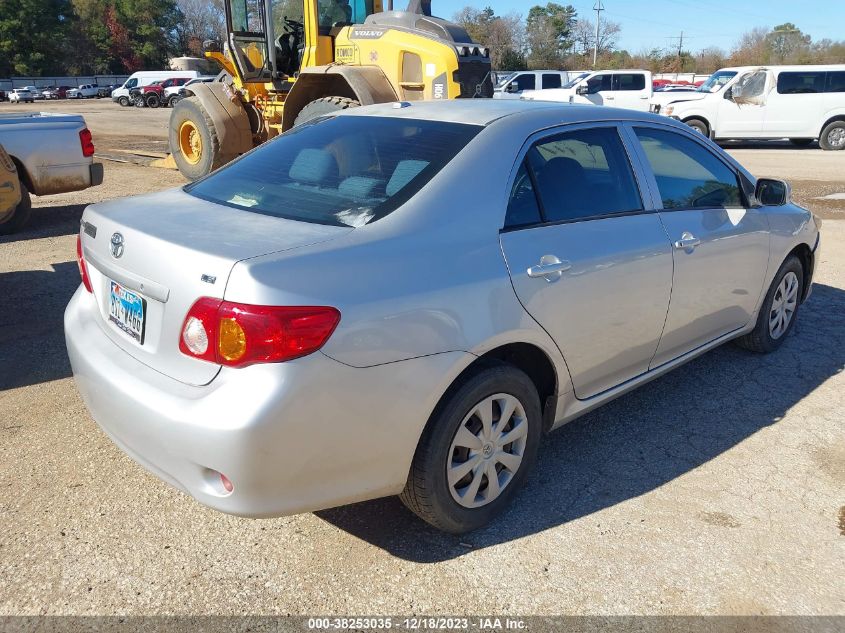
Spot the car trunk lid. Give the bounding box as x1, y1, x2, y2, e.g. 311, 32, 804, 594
78, 188, 352, 385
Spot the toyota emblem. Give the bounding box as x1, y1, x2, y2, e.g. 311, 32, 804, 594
110, 232, 124, 258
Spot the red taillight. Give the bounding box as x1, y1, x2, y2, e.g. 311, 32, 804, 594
76, 234, 93, 293
179, 298, 341, 368
79, 128, 95, 157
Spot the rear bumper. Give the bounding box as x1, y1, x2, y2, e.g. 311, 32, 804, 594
32, 161, 102, 195
64, 287, 469, 517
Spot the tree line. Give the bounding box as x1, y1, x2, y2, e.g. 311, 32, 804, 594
2, 0, 844, 77
455, 3, 845, 73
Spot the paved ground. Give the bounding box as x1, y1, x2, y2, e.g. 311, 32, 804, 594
0, 100, 843, 616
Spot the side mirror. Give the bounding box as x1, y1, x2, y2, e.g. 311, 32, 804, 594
203, 39, 222, 54
724, 87, 733, 100
756, 178, 791, 206
505, 81, 520, 94
576, 84, 589, 96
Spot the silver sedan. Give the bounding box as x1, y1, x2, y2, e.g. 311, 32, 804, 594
65, 100, 820, 533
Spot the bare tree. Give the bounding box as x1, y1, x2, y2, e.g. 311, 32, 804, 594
176, 0, 226, 55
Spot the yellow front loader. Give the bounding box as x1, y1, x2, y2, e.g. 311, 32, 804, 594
169, 0, 493, 180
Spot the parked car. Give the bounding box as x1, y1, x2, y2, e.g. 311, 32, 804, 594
65, 100, 819, 533
21, 85, 45, 100
0, 89, 7, 102
522, 69, 654, 111
67, 84, 101, 99
494, 70, 589, 100
135, 77, 193, 108
0, 111, 103, 233
112, 70, 201, 106
655, 64, 845, 149
98, 84, 119, 98
42, 86, 71, 99
164, 76, 216, 107
650, 68, 740, 115
0, 143, 23, 226
9, 89, 35, 104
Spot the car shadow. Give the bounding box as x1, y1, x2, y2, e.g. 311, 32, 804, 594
0, 203, 87, 244
0, 261, 78, 390
316, 283, 845, 563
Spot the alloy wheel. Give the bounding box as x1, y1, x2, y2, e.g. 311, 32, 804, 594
446, 393, 528, 509
827, 127, 845, 149
769, 271, 799, 339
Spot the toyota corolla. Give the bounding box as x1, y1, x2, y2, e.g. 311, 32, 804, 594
65, 100, 820, 533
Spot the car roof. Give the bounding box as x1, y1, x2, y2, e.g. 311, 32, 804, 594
339, 99, 673, 128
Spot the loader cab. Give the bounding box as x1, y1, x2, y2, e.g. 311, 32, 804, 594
222, 0, 382, 82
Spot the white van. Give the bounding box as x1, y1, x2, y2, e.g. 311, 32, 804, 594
494, 70, 589, 100
657, 65, 845, 149
521, 69, 653, 111
111, 71, 200, 106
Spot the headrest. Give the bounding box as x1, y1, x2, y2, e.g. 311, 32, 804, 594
289, 149, 339, 185
386, 160, 428, 197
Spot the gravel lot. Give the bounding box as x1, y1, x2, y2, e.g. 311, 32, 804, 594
0, 100, 843, 616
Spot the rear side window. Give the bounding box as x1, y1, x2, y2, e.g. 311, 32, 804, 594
777, 71, 825, 94
505, 162, 542, 228
513, 74, 536, 91
187, 116, 482, 227
525, 127, 642, 223
542, 74, 562, 89
826, 71, 845, 93
615, 73, 645, 91
634, 128, 742, 209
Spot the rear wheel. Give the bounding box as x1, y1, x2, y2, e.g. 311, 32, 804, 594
169, 97, 227, 181
0, 180, 32, 236
736, 255, 804, 353
400, 364, 542, 533
819, 121, 845, 151
293, 96, 360, 127
133, 95, 145, 107
684, 118, 709, 136
790, 138, 813, 147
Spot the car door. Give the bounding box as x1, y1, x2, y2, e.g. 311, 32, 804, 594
499, 124, 674, 400
503, 73, 537, 99
575, 73, 613, 106
764, 70, 827, 137
716, 69, 769, 136
611, 73, 650, 110
629, 125, 770, 368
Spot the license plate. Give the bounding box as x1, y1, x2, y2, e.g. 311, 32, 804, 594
108, 281, 146, 344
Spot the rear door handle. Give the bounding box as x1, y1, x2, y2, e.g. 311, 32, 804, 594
674, 231, 701, 250
527, 255, 572, 282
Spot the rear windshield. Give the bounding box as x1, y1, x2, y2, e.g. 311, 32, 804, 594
186, 116, 482, 227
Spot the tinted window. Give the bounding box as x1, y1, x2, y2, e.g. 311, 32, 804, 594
513, 74, 536, 91
635, 128, 742, 209
615, 73, 645, 91
826, 71, 845, 93
505, 161, 542, 228
526, 127, 642, 222
187, 116, 482, 227
586, 74, 612, 93
777, 71, 825, 94
542, 73, 562, 89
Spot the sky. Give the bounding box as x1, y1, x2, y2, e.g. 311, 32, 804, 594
458, 0, 845, 54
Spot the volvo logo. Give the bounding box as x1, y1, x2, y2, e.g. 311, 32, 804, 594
110, 232, 124, 259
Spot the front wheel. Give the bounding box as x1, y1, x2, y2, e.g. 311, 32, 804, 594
145, 94, 161, 108
169, 97, 226, 181
400, 364, 542, 533
684, 118, 709, 136
819, 121, 845, 151
133, 95, 145, 107
167, 95, 182, 107
293, 96, 360, 127
118, 96, 129, 107
736, 255, 804, 353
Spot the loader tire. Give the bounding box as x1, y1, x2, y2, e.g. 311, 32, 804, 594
0, 181, 32, 236
293, 96, 360, 127
169, 97, 225, 181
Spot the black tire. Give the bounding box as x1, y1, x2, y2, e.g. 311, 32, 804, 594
0, 180, 32, 236
169, 97, 226, 181
819, 120, 845, 151
736, 255, 804, 353
684, 118, 709, 136
789, 138, 813, 147
293, 96, 360, 127
145, 93, 161, 108
400, 363, 543, 533
118, 96, 129, 107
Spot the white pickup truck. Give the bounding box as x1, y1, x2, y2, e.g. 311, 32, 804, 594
0, 111, 104, 234
521, 69, 654, 111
